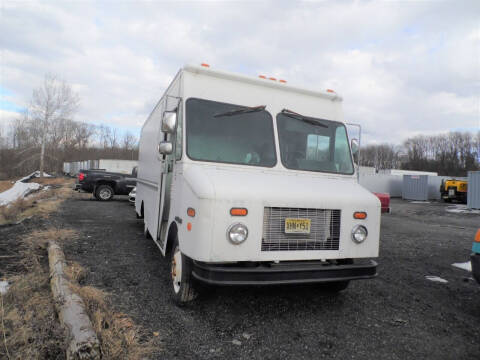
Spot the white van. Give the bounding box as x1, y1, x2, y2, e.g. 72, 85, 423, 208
136, 64, 380, 304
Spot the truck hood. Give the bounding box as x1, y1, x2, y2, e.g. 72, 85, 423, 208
183, 164, 379, 209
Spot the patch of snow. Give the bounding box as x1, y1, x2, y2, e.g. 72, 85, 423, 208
445, 205, 480, 214
0, 280, 9, 295
452, 261, 472, 272
425, 275, 448, 284
0, 181, 41, 206
18, 171, 53, 183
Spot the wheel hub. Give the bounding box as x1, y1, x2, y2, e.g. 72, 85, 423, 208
171, 248, 182, 294
99, 189, 110, 199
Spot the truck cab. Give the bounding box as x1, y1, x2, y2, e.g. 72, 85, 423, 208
136, 65, 380, 304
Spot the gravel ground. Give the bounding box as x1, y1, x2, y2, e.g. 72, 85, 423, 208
60, 196, 480, 359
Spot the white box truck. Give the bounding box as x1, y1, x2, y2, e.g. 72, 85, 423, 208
136, 64, 380, 304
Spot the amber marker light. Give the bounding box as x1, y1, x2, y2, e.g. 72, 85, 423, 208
230, 208, 248, 216
326, 89, 335, 93
187, 208, 196, 217
354, 212, 367, 220
279, 79, 287, 83
201, 63, 210, 67
475, 229, 480, 242
269, 77, 277, 81
187, 222, 192, 231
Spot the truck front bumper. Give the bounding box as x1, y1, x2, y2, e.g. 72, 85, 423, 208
191, 259, 378, 286
471, 253, 480, 284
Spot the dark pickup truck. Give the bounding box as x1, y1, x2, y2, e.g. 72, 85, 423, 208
74, 167, 137, 201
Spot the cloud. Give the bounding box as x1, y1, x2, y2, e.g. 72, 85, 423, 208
0, 0, 478, 144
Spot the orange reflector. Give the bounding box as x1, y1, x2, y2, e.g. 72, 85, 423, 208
230, 208, 248, 216
475, 229, 480, 242
326, 89, 335, 93
187, 222, 192, 231
259, 75, 266, 79
269, 77, 277, 81
187, 207, 195, 217
279, 79, 287, 83
354, 212, 367, 219
201, 63, 210, 67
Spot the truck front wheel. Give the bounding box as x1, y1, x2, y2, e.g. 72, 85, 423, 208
170, 238, 197, 305
95, 184, 114, 201
324, 280, 350, 292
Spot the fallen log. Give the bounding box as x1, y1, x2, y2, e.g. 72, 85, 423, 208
48, 241, 101, 360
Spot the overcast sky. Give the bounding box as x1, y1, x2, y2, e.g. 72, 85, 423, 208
1, 0, 479, 144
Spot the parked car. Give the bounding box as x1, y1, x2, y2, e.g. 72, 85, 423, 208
74, 168, 136, 201
136, 64, 380, 304
472, 229, 480, 284
129, 187, 136, 203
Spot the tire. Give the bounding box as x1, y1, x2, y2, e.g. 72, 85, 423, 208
170, 237, 198, 305
95, 184, 114, 201
323, 280, 350, 292
144, 224, 151, 239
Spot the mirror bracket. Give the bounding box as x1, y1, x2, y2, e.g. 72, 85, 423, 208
158, 141, 173, 155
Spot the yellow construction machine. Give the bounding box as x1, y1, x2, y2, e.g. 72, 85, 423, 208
440, 179, 468, 203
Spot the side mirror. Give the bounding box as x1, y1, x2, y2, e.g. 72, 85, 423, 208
351, 138, 359, 155
162, 111, 177, 133
158, 141, 173, 155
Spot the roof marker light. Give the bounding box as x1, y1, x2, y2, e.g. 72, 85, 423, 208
201, 63, 210, 67
326, 89, 335, 93
259, 75, 266, 79
279, 79, 287, 83
269, 77, 277, 81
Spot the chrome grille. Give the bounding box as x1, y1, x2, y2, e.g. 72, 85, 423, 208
262, 207, 341, 251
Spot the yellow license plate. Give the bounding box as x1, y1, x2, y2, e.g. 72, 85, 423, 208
284, 218, 311, 234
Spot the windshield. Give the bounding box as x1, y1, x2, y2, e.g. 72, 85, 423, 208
186, 98, 277, 167
276, 112, 354, 174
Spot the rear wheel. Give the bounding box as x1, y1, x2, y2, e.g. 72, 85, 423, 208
95, 185, 114, 201
170, 237, 197, 305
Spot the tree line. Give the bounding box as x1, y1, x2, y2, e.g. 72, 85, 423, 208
0, 75, 138, 180
0, 74, 478, 180
360, 131, 480, 176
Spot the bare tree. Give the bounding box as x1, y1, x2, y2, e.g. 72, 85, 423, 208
122, 131, 137, 150
29, 74, 79, 177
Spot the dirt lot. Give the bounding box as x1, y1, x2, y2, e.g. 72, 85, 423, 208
50, 196, 480, 359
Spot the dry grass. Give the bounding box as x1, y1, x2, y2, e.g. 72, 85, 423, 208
68, 264, 156, 360
0, 229, 73, 359
0, 177, 75, 226
0, 180, 15, 193
1, 179, 156, 359
34, 177, 72, 186
1, 227, 156, 359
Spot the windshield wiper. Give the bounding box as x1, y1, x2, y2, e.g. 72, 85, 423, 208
214, 105, 266, 118
281, 108, 328, 128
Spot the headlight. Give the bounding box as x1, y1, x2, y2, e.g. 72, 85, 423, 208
227, 223, 248, 244
351, 225, 368, 243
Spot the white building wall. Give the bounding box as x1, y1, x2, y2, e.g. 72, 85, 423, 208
98, 159, 138, 174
